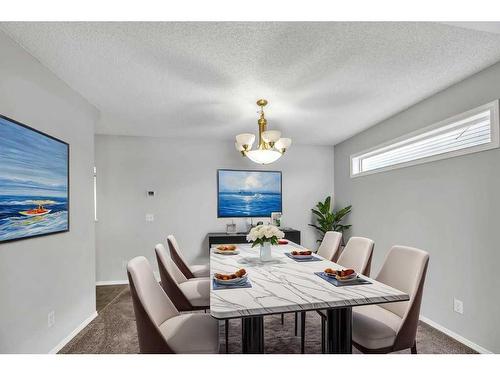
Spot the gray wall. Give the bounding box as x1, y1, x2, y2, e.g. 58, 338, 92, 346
0, 31, 97, 353
95, 135, 334, 282
334, 61, 500, 353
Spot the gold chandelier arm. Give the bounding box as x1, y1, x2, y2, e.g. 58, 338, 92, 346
255, 99, 269, 149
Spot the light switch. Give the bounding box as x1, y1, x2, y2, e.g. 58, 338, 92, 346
48, 311, 55, 328
454, 298, 464, 314
146, 214, 154, 222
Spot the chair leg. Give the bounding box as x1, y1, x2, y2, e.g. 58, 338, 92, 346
411, 341, 417, 354
300, 311, 306, 354
281, 313, 284, 325
225, 319, 229, 353
321, 316, 326, 354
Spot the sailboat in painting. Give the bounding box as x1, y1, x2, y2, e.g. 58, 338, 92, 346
19, 201, 53, 217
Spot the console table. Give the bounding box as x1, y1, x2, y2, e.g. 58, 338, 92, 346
208, 228, 301, 249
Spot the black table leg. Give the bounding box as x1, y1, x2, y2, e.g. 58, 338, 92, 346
326, 307, 352, 354
321, 316, 326, 354
225, 319, 229, 353
294, 312, 298, 335
241, 316, 264, 353
300, 311, 306, 354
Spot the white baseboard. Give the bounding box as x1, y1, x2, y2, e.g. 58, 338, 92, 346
96, 272, 159, 286
419, 315, 492, 354
49, 311, 98, 354
96, 279, 129, 286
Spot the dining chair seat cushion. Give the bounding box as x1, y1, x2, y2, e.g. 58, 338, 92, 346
191, 264, 210, 278
178, 278, 210, 307
352, 305, 402, 350
159, 313, 219, 353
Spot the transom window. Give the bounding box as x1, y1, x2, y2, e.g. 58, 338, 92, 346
350, 101, 499, 178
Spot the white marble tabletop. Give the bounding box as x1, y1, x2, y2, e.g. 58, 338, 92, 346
210, 242, 409, 319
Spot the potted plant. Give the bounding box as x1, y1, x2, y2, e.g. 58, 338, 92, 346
247, 224, 285, 262
309, 196, 352, 244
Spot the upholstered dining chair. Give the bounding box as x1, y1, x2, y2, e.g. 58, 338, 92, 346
167, 234, 209, 278
316, 236, 374, 353
336, 236, 374, 276
155, 243, 210, 312
127, 256, 218, 354
352, 245, 429, 354
159, 243, 233, 353
316, 231, 343, 262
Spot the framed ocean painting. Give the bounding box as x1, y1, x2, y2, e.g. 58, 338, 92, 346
0, 114, 69, 243
217, 169, 282, 218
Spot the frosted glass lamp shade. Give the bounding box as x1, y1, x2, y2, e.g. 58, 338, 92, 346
235, 133, 255, 148
235, 142, 244, 152
246, 149, 282, 164
275, 137, 292, 151
262, 130, 281, 143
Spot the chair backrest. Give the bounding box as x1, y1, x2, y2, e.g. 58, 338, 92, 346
127, 256, 178, 353
337, 236, 374, 276
376, 245, 429, 351
167, 234, 195, 278
317, 231, 342, 261
155, 243, 192, 311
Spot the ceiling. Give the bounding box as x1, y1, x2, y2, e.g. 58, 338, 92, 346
2, 22, 500, 145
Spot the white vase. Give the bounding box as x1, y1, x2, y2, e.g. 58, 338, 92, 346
260, 242, 273, 262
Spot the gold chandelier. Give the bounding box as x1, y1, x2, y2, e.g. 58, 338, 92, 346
235, 99, 292, 164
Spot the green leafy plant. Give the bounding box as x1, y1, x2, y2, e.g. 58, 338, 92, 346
309, 196, 352, 243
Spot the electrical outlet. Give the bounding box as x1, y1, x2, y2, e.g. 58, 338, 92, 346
145, 213, 154, 222
454, 298, 464, 314
48, 310, 55, 328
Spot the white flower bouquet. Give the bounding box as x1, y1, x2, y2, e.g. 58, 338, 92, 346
246, 224, 285, 247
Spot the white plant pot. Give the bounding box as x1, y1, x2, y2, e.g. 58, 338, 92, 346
260, 242, 273, 262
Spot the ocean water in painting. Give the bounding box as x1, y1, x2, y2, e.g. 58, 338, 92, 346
0, 195, 68, 241
0, 116, 69, 242
218, 170, 281, 217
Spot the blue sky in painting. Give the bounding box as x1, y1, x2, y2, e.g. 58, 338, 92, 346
0, 117, 68, 197
219, 170, 281, 194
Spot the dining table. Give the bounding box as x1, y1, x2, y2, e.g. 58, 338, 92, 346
210, 241, 409, 354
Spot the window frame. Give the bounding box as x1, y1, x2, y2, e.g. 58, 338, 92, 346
350, 100, 500, 178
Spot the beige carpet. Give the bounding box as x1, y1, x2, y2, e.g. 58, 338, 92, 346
59, 285, 477, 354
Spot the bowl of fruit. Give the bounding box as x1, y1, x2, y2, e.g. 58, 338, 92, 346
290, 249, 313, 259
324, 268, 357, 281
213, 268, 247, 285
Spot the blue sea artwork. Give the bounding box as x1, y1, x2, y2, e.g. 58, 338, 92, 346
218, 170, 281, 217
0, 116, 69, 243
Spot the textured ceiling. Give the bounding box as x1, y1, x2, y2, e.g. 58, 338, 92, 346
2, 22, 500, 145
